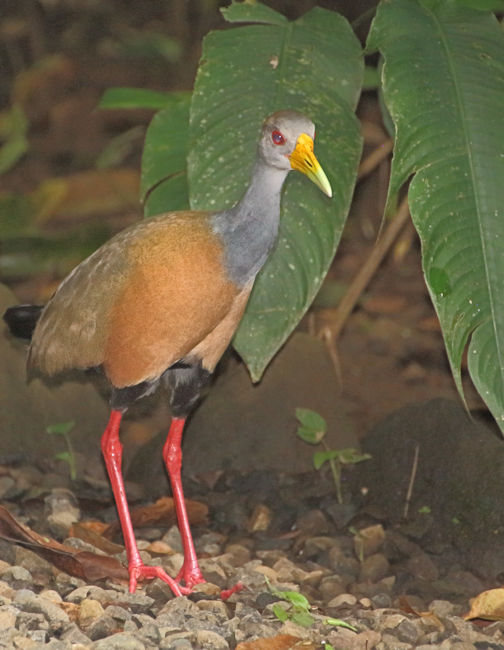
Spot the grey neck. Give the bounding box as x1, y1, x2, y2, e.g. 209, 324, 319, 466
211, 160, 289, 287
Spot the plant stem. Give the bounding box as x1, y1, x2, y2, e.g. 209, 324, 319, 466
322, 440, 343, 505
64, 434, 77, 480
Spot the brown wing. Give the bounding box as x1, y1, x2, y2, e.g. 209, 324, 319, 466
29, 212, 244, 387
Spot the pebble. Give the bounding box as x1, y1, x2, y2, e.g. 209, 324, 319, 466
44, 488, 80, 537
0, 469, 502, 649
359, 553, 390, 583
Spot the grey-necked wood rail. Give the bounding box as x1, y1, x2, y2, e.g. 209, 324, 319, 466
3, 110, 332, 597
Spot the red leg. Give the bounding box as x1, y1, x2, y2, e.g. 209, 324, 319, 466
101, 410, 189, 596
162, 417, 205, 589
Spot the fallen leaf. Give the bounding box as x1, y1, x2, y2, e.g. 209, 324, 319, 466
101, 496, 208, 539
0, 505, 128, 584
398, 595, 444, 630
465, 588, 504, 621
69, 522, 124, 556
236, 634, 312, 650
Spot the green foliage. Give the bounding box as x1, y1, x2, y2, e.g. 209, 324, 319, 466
295, 409, 371, 504
46, 421, 77, 480
368, 0, 504, 431
0, 105, 28, 174
265, 577, 357, 631
97, 0, 504, 436
188, 4, 363, 381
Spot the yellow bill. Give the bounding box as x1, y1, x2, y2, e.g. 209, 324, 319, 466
289, 133, 332, 198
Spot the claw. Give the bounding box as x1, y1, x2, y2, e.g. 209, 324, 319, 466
175, 562, 206, 590
129, 564, 191, 596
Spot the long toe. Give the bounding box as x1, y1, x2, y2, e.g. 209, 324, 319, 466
129, 564, 191, 596
175, 563, 206, 590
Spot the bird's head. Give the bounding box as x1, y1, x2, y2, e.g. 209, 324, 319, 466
258, 110, 332, 197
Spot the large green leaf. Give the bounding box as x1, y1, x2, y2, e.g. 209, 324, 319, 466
368, 0, 504, 429
141, 94, 191, 215
188, 3, 363, 381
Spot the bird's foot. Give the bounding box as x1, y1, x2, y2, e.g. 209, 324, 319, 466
175, 563, 206, 590
128, 563, 191, 596
175, 563, 244, 601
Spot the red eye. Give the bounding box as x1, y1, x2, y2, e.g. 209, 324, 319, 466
271, 129, 285, 145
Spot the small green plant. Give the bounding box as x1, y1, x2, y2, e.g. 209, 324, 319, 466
46, 421, 77, 480
295, 408, 371, 504
418, 505, 431, 514
265, 578, 357, 632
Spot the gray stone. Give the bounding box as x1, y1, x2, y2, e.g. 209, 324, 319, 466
194, 629, 229, 649
159, 638, 194, 650
92, 632, 146, 649
14, 589, 69, 631
60, 622, 91, 644
44, 488, 80, 537
395, 618, 421, 644
87, 615, 118, 641
104, 605, 132, 622
0, 606, 17, 631
0, 565, 32, 589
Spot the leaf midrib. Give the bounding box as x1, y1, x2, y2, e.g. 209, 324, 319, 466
426, 5, 498, 362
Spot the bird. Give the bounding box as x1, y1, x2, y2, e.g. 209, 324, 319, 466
3, 110, 332, 597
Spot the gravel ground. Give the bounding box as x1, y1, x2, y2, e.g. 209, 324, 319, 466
0, 466, 503, 649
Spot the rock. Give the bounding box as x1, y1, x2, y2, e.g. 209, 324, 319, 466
247, 504, 273, 533
319, 576, 347, 601
0, 606, 17, 630
406, 552, 439, 581
44, 488, 80, 537
0, 566, 32, 589
354, 398, 504, 580
92, 632, 146, 649
327, 593, 357, 608
353, 524, 386, 559
195, 599, 230, 622
87, 615, 119, 641
395, 618, 421, 645
60, 622, 91, 645
194, 629, 229, 649
359, 553, 390, 583
14, 588, 70, 631
78, 599, 105, 627
160, 637, 194, 650
327, 546, 360, 582
295, 509, 330, 536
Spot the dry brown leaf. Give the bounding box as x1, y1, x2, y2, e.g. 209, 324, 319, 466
398, 595, 444, 630
102, 496, 208, 540
236, 634, 312, 650
69, 522, 124, 556
0, 505, 128, 584
465, 588, 504, 621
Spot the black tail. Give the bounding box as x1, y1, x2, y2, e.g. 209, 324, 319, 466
3, 305, 43, 340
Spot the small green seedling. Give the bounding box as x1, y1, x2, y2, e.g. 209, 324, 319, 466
295, 408, 371, 504
265, 578, 358, 632
265, 577, 315, 627
46, 421, 77, 480
418, 505, 431, 514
